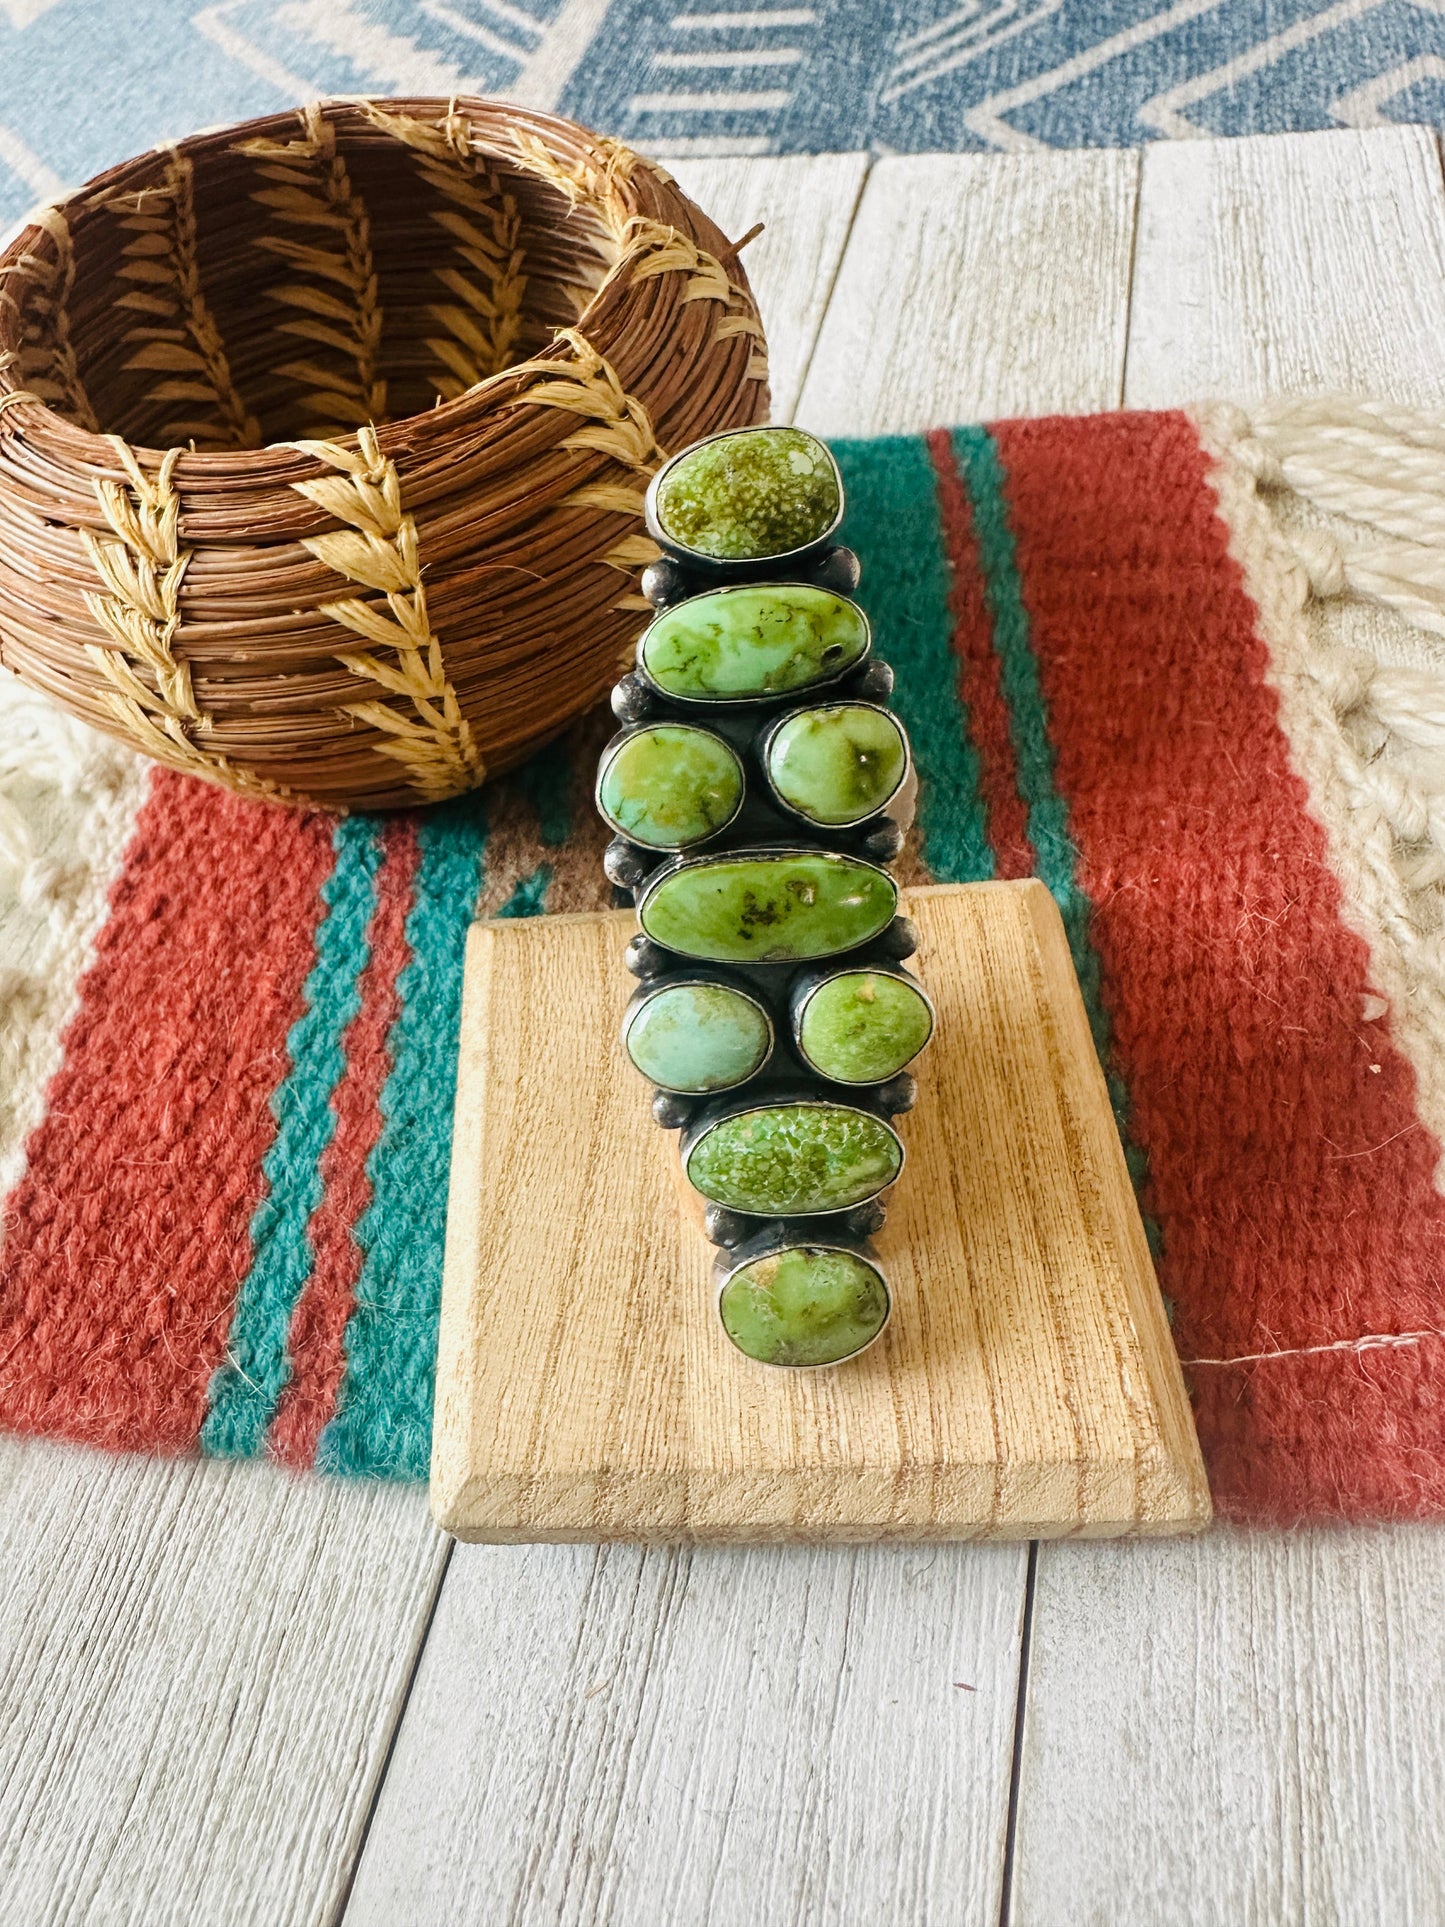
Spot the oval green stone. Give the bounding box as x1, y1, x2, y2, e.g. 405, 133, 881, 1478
598, 724, 743, 850
686, 1102, 902, 1214
720, 1246, 889, 1367
767, 704, 907, 826
654, 427, 841, 562
624, 982, 771, 1094
640, 586, 868, 702
798, 970, 934, 1084
639, 851, 897, 963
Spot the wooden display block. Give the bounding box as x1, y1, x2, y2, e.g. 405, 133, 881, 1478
432, 881, 1211, 1542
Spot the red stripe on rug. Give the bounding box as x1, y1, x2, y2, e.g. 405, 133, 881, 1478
988, 410, 1445, 1521
926, 427, 1034, 878
0, 772, 336, 1453
268, 818, 421, 1470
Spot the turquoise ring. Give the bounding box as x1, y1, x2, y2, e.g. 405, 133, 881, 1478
600, 424, 931, 1369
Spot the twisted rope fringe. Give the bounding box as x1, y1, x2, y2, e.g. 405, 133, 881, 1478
105, 150, 259, 449
291, 424, 485, 801
241, 103, 387, 437
0, 209, 98, 429
1197, 396, 1445, 1177
362, 101, 527, 402
81, 439, 289, 800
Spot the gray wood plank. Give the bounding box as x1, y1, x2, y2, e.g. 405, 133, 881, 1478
1013, 123, 1445, 1927
0, 1438, 443, 1927
348, 146, 1142, 1927
657, 153, 870, 426
1016, 1527, 1445, 1925
798, 149, 1139, 435
1126, 124, 1445, 408
346, 1542, 1026, 1927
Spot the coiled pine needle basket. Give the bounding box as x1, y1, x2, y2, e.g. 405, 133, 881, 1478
0, 98, 768, 809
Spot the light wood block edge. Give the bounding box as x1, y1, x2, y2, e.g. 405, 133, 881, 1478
432, 882, 1211, 1543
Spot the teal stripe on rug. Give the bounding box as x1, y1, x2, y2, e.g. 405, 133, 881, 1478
956, 425, 1149, 1193
834, 435, 992, 883
316, 791, 489, 1479
202, 815, 383, 1460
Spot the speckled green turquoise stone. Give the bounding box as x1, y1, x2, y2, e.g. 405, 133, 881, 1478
766, 704, 907, 826
639, 852, 896, 963
624, 982, 771, 1094
598, 724, 743, 849
639, 585, 868, 702
685, 1102, 902, 1214
654, 427, 841, 561
798, 970, 934, 1084
719, 1246, 889, 1367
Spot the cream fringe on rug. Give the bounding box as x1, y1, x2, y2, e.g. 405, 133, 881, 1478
1195, 397, 1445, 1174
0, 670, 147, 1199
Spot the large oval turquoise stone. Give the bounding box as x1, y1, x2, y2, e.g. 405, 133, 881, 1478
638, 851, 897, 963
685, 1102, 902, 1214
597, 724, 743, 850
639, 586, 868, 702
719, 1246, 890, 1367
624, 981, 772, 1093
654, 427, 841, 561
766, 703, 908, 826
798, 969, 934, 1084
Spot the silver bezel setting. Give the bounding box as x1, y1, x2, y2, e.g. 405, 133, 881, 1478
790, 963, 936, 1086
644, 425, 847, 574
634, 844, 901, 964
634, 582, 872, 707
621, 975, 776, 1096
759, 699, 913, 829
681, 1093, 905, 1215
594, 721, 746, 852
715, 1239, 892, 1370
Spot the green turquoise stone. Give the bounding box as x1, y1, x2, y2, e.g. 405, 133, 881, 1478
639, 585, 868, 702
685, 1102, 902, 1214
597, 724, 742, 849
766, 703, 908, 826
798, 970, 934, 1084
719, 1246, 890, 1367
624, 981, 771, 1094
639, 851, 897, 963
654, 427, 841, 561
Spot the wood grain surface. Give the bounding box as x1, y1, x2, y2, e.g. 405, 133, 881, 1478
343, 1536, 1027, 1927
432, 883, 1207, 1541
798, 149, 1139, 435
662, 152, 870, 424
0, 1438, 442, 1927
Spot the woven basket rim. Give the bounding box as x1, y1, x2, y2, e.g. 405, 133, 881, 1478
0, 94, 768, 810
0, 95, 713, 474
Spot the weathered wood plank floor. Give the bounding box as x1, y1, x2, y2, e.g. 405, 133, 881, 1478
3, 126, 1445, 1926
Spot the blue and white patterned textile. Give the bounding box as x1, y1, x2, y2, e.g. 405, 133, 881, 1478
0, 1, 1443, 221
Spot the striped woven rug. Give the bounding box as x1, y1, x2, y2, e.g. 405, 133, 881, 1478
3, 402, 1443, 1521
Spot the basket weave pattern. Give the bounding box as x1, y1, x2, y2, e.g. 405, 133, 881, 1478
0, 98, 768, 809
